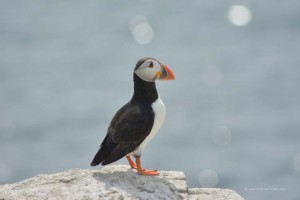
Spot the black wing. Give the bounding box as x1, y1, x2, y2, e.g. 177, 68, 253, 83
90, 101, 154, 166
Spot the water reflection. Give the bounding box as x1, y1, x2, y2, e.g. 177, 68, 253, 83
228, 5, 252, 26
129, 16, 154, 44
198, 169, 219, 187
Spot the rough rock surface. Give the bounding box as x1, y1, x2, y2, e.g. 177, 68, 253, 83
0, 165, 245, 200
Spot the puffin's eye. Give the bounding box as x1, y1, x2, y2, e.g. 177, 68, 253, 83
149, 62, 153, 68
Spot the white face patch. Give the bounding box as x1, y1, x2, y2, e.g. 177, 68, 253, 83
135, 59, 162, 82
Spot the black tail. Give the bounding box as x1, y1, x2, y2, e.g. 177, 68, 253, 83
90, 136, 117, 166
101, 143, 134, 165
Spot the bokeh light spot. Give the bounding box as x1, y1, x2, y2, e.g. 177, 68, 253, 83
228, 5, 252, 26
198, 169, 219, 187
212, 126, 232, 146
129, 16, 154, 44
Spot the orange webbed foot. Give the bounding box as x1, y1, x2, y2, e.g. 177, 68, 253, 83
139, 169, 159, 176
135, 157, 159, 176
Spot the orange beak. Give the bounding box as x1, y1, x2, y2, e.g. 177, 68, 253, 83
158, 65, 175, 80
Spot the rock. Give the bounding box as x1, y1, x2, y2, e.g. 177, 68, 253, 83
188, 188, 245, 200
0, 165, 245, 200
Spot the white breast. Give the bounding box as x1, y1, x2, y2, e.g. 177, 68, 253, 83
132, 96, 166, 157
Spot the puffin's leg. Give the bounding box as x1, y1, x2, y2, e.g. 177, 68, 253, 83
136, 157, 159, 176
126, 155, 137, 169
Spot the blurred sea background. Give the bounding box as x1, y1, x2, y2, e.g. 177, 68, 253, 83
1, 1, 300, 199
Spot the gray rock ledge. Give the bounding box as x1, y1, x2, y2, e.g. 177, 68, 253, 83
0, 164, 245, 200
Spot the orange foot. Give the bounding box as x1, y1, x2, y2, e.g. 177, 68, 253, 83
136, 157, 159, 176
139, 169, 159, 176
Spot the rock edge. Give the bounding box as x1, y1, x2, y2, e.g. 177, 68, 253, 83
0, 164, 245, 200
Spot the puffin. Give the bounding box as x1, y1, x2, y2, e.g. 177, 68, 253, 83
90, 57, 175, 176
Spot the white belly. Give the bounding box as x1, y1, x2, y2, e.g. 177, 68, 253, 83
132, 97, 166, 157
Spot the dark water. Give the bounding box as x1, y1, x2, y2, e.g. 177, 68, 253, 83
1, 1, 300, 199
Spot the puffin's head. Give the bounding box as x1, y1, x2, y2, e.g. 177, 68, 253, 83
134, 57, 175, 82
